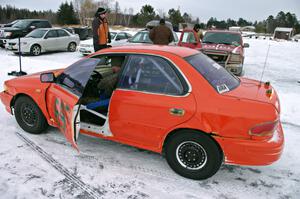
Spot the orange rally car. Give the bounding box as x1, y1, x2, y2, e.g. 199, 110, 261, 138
0, 45, 284, 180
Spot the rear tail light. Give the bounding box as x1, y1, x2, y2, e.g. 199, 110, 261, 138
249, 120, 278, 137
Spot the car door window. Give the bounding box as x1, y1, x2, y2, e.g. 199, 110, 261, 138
58, 29, 69, 37
118, 55, 185, 96
46, 30, 58, 38
56, 58, 102, 96
31, 21, 42, 28
116, 33, 127, 40
182, 32, 196, 43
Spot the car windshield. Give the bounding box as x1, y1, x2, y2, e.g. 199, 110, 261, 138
12, 20, 31, 29
110, 32, 117, 39
57, 58, 102, 96
130, 31, 152, 43
185, 53, 240, 93
202, 32, 242, 46
25, 29, 48, 38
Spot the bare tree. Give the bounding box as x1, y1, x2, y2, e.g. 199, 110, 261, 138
157, 8, 166, 18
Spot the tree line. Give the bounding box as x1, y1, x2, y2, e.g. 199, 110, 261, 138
1, 1, 299, 34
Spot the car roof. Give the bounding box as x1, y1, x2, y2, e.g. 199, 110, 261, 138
34, 28, 66, 31
205, 30, 242, 35
94, 45, 198, 58
17, 19, 49, 22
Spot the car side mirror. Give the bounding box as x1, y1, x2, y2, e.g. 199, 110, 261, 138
244, 43, 250, 48
40, 72, 55, 83
115, 37, 121, 41
127, 38, 132, 42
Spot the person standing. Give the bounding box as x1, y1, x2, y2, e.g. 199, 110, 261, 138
92, 7, 111, 52
149, 19, 174, 45
193, 24, 204, 41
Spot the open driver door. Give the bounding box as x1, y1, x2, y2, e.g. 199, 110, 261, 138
44, 58, 101, 151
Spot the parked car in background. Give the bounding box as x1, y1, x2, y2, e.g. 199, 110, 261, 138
201, 30, 249, 76
78, 31, 132, 56
63, 27, 75, 35
128, 29, 179, 45
292, 34, 300, 42
178, 29, 249, 76
5, 28, 79, 56
73, 27, 92, 40
0, 19, 52, 47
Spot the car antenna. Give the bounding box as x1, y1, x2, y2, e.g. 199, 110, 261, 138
259, 43, 271, 86
8, 37, 27, 77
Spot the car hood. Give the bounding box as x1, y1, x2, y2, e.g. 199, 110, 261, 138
5, 69, 63, 93
0, 27, 21, 32
223, 78, 280, 113
202, 43, 242, 54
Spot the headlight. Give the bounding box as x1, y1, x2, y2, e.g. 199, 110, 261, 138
229, 53, 242, 62
4, 32, 12, 38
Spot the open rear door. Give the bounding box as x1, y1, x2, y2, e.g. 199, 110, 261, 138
46, 58, 101, 150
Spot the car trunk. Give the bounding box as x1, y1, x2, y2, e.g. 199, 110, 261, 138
223, 78, 280, 113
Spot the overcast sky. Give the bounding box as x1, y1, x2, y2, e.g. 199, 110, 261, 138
1, 0, 299, 22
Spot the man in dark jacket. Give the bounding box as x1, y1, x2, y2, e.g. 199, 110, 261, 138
92, 7, 111, 52
149, 19, 174, 45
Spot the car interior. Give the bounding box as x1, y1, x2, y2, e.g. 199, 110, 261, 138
79, 55, 126, 127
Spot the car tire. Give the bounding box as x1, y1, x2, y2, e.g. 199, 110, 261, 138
30, 44, 41, 56
68, 42, 77, 52
165, 130, 223, 180
14, 96, 48, 134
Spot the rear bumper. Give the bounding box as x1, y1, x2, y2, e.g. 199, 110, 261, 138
0, 91, 14, 114
215, 123, 284, 166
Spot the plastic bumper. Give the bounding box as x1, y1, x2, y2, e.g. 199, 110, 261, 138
7, 44, 30, 53
0, 91, 14, 114
214, 123, 284, 166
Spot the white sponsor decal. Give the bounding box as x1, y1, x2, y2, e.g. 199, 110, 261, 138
217, 84, 230, 93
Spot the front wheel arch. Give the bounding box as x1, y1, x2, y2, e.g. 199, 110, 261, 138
14, 95, 48, 134
30, 44, 42, 56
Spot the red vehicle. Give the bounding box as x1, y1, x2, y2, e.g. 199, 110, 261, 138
0, 45, 283, 180
179, 29, 249, 76
178, 29, 202, 50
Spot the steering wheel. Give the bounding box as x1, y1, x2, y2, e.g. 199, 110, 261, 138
90, 70, 102, 81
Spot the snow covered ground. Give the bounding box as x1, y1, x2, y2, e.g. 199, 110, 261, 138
0, 37, 299, 199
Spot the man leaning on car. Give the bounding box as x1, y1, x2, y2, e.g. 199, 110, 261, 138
92, 7, 111, 52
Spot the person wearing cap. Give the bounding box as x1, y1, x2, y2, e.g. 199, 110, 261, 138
149, 19, 174, 45
92, 7, 111, 52
193, 24, 204, 41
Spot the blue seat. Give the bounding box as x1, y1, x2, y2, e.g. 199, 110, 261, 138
86, 94, 110, 110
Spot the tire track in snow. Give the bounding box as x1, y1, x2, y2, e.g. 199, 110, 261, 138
15, 131, 103, 199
